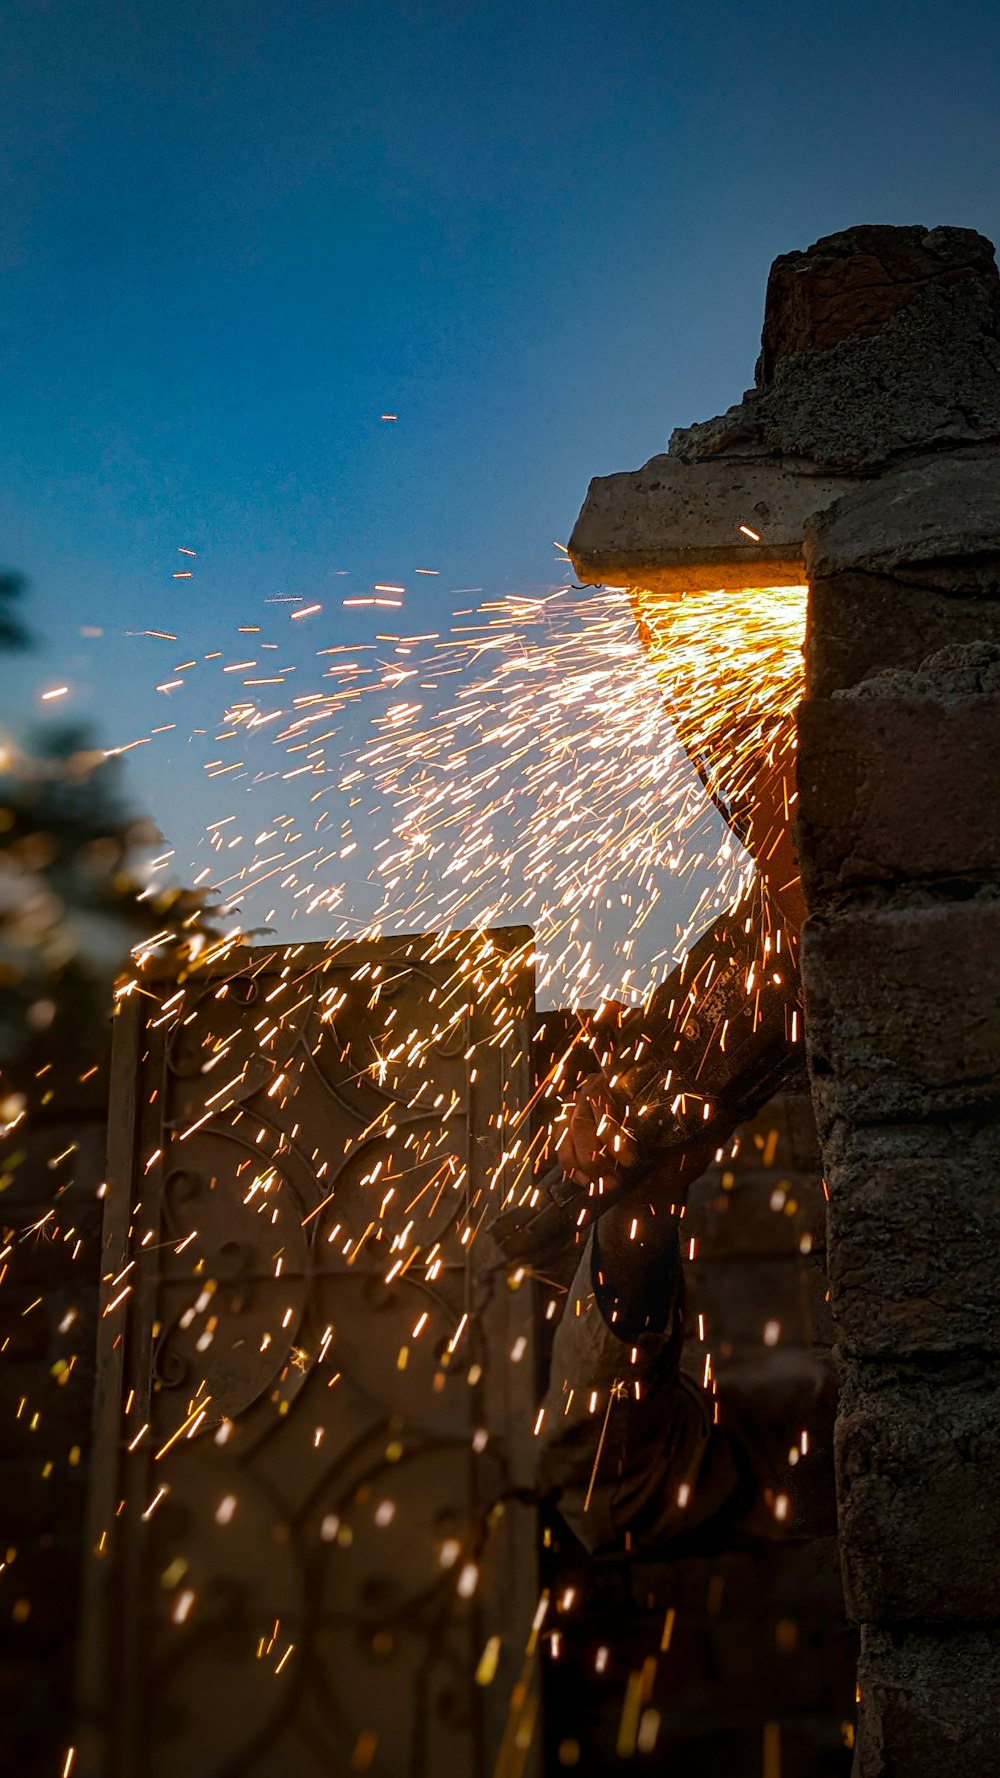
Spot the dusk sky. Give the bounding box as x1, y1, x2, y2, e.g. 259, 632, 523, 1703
4, 0, 1000, 966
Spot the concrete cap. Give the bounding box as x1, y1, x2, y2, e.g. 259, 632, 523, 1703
568, 453, 862, 593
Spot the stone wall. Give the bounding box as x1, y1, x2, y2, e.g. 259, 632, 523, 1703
797, 464, 1000, 1775
565, 218, 1000, 1771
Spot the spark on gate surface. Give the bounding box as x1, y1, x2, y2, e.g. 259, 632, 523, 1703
1, 554, 816, 1769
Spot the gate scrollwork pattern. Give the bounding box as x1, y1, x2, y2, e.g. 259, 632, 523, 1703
80, 933, 539, 1778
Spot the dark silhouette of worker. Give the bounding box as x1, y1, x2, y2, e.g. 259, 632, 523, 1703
498, 599, 838, 1555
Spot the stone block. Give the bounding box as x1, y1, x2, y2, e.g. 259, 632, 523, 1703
807, 571, 1000, 698
805, 447, 1000, 584
836, 1364, 1000, 1622
756, 226, 1000, 386
855, 1624, 1000, 1777
671, 273, 1000, 474
567, 452, 858, 592
797, 693, 1000, 896
825, 1137, 1000, 1355
802, 899, 1000, 1130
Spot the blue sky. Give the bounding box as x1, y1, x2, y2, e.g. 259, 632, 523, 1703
3, 0, 1000, 959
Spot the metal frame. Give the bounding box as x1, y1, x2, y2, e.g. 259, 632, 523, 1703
77, 932, 541, 1777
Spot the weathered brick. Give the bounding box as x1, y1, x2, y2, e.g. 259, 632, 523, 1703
836, 1365, 1000, 1622
567, 451, 855, 593
826, 1136, 1000, 1355
797, 694, 1000, 896
805, 449, 1000, 584
805, 571, 1000, 698
855, 1624, 1000, 1777
802, 899, 1000, 1131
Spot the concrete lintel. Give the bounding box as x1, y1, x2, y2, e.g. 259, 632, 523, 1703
567, 452, 863, 593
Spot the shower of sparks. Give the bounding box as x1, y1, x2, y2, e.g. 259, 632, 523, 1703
1, 571, 811, 1321
1, 560, 822, 1764
348, 581, 808, 1002
98, 573, 809, 1282
114, 578, 806, 1003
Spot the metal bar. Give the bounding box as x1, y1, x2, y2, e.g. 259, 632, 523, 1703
75, 993, 143, 1778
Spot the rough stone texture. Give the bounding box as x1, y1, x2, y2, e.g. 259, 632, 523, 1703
854, 1624, 1000, 1777
804, 447, 1000, 584
756, 225, 1000, 386
670, 229, 1000, 474
806, 576, 1000, 699
566, 452, 859, 592
836, 1363, 1000, 1623
835, 637, 1000, 699
786, 256, 1000, 1769
802, 897, 1000, 1133
564, 218, 1000, 1773
797, 687, 1000, 897
568, 240, 1000, 613
802, 453, 1000, 697
824, 1126, 1000, 1356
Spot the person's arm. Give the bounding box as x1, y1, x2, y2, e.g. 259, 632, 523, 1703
615, 888, 802, 1152
589, 1137, 717, 1339
535, 1143, 742, 1555
555, 888, 803, 1221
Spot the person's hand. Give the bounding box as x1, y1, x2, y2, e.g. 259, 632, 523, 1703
639, 1133, 721, 1205
555, 1073, 637, 1191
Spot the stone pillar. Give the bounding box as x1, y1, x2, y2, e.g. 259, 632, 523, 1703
796, 454, 1000, 1772
567, 221, 1000, 1768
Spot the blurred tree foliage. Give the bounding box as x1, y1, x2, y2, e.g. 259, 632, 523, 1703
0, 572, 31, 651
0, 573, 214, 1077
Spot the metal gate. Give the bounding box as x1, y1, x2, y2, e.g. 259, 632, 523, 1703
78, 929, 540, 1778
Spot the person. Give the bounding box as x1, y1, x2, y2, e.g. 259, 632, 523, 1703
502, 614, 837, 1556
530, 995, 838, 1557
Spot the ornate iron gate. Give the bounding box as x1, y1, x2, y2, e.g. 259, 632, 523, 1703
78, 930, 540, 1778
